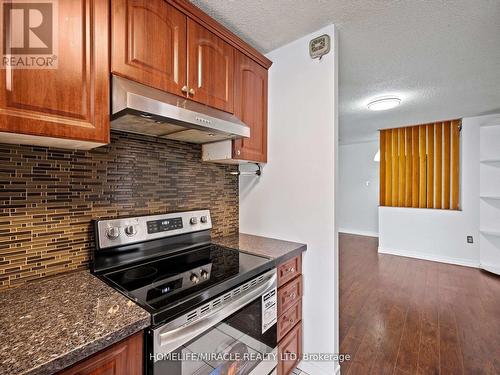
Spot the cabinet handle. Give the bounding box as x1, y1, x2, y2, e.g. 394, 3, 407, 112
289, 318, 295, 324
285, 267, 295, 273
287, 292, 296, 299
189, 88, 195, 96
181, 85, 188, 94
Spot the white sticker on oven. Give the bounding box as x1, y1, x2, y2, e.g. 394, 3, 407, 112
262, 287, 277, 334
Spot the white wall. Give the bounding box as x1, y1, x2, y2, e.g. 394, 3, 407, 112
379, 116, 481, 267
339, 140, 379, 236
239, 25, 338, 375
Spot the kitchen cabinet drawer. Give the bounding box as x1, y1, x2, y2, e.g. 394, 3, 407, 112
278, 275, 302, 316
277, 255, 302, 287
57, 332, 143, 375
0, 0, 110, 149
278, 323, 302, 375
278, 300, 302, 341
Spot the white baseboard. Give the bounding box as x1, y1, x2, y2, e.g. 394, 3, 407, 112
378, 247, 479, 268
480, 263, 500, 275
338, 228, 379, 238
298, 360, 340, 375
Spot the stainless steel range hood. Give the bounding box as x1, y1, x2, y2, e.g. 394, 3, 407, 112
111, 75, 250, 144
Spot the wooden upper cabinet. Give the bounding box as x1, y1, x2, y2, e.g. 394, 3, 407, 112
0, 0, 110, 149
233, 51, 268, 162
0, 0, 271, 151
187, 19, 234, 113
111, 0, 187, 96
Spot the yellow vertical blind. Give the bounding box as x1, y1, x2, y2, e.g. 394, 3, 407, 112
426, 124, 434, 208
443, 122, 451, 209
379, 120, 461, 210
435, 122, 443, 209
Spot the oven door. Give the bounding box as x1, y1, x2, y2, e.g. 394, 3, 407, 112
150, 269, 277, 375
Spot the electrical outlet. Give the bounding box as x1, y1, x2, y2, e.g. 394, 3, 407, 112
467, 236, 474, 244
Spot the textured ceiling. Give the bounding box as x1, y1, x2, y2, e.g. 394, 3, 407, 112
191, 0, 500, 143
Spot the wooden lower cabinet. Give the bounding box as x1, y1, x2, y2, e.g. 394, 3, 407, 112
57, 332, 143, 375
276, 254, 303, 375
278, 322, 303, 375
277, 256, 302, 287
277, 275, 302, 316
277, 300, 302, 341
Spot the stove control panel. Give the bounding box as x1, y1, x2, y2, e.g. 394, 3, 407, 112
96, 210, 212, 250
147, 217, 183, 234
147, 263, 213, 301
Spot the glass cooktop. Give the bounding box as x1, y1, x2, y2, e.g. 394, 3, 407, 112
102, 244, 272, 317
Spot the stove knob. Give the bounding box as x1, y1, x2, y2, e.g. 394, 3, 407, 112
124, 225, 137, 236
190, 217, 198, 225
190, 273, 199, 284
200, 270, 209, 280
200, 216, 208, 224
106, 226, 120, 240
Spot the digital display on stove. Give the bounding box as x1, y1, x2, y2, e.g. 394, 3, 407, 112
147, 217, 183, 233
147, 278, 183, 300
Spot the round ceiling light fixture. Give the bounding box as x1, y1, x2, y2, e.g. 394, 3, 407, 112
367, 96, 401, 111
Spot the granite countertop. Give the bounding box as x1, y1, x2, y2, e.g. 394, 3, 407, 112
0, 234, 304, 375
0, 270, 150, 375
215, 233, 307, 264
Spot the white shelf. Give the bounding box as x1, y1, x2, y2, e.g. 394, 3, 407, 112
480, 159, 500, 167
480, 195, 500, 200
480, 229, 500, 237
480, 122, 500, 275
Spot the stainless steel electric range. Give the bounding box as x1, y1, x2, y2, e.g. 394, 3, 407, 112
92, 210, 278, 375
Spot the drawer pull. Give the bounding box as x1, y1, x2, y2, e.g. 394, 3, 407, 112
287, 292, 296, 299
289, 318, 294, 324
285, 267, 295, 273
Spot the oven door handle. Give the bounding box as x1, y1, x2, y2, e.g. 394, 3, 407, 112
153, 270, 277, 356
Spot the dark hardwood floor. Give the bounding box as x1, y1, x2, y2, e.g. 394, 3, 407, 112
339, 233, 500, 375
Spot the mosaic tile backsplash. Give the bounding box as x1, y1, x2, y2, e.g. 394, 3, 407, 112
0, 131, 239, 290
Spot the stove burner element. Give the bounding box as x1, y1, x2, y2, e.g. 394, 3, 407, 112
123, 266, 158, 280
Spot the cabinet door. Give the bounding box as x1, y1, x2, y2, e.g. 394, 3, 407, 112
0, 0, 109, 148
232, 51, 268, 163
58, 332, 143, 375
187, 19, 234, 113
112, 0, 187, 97
278, 324, 302, 375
